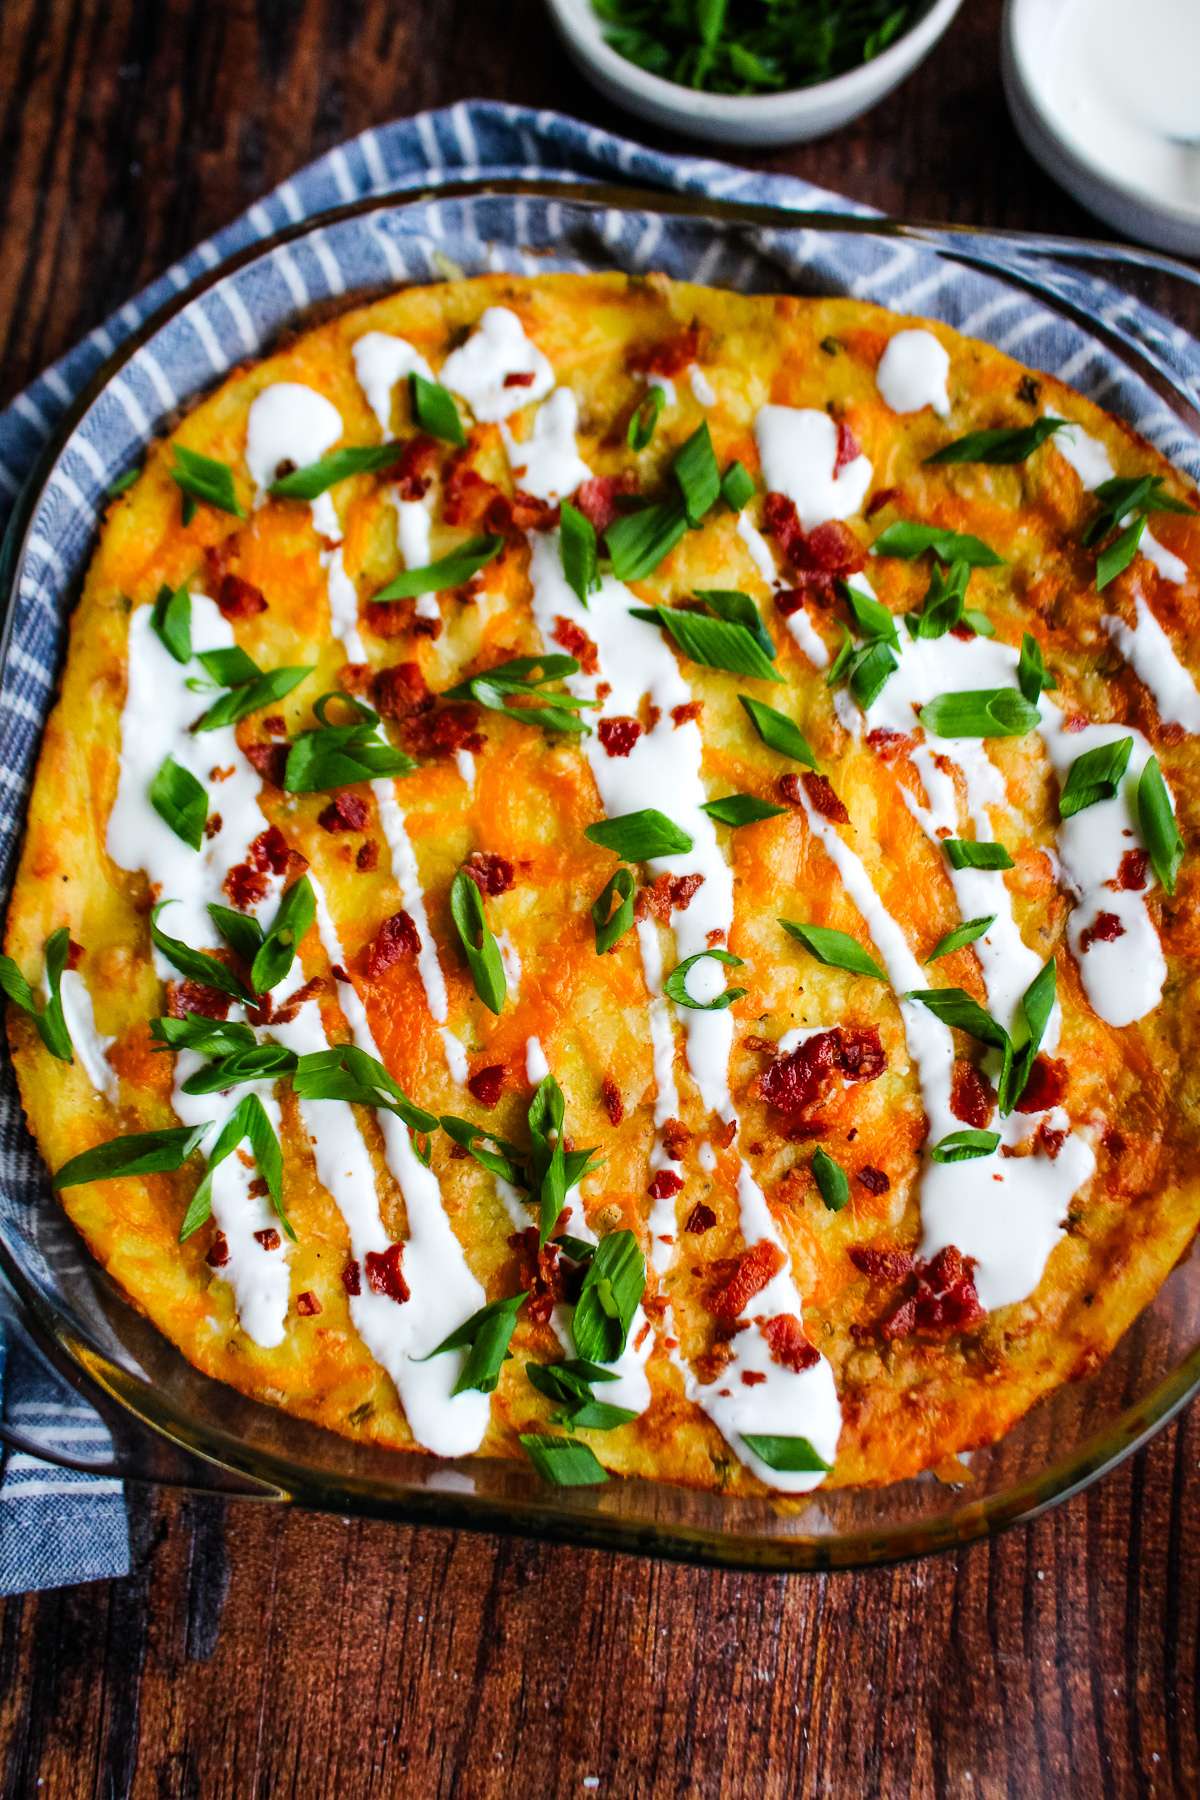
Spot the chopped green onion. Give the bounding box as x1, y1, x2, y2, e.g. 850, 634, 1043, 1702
149, 755, 208, 852
739, 695, 818, 767
918, 688, 1041, 739
944, 838, 1013, 871
55, 1121, 210, 1189
584, 810, 693, 860
269, 442, 403, 500
740, 1434, 831, 1473
930, 1129, 1000, 1163
925, 418, 1066, 465
871, 521, 1002, 567
1058, 736, 1133, 818
420, 1292, 525, 1394
627, 384, 665, 451
373, 533, 502, 602
448, 868, 506, 1015
519, 1433, 607, 1486
663, 948, 746, 1011
560, 501, 599, 606
630, 603, 781, 683
170, 444, 245, 523
591, 866, 636, 955
1138, 755, 1184, 896
700, 793, 788, 827
812, 1148, 849, 1212
411, 371, 466, 446
571, 1229, 646, 1364
0, 927, 74, 1062
925, 916, 995, 963
779, 919, 885, 981
149, 583, 192, 664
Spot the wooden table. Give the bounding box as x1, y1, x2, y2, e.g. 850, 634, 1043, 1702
2, 2, 1198, 1792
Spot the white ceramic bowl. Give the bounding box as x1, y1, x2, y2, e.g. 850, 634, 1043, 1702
1003, 0, 1200, 257
545, 0, 966, 148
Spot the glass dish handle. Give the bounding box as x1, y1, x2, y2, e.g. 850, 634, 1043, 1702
0, 1267, 282, 1498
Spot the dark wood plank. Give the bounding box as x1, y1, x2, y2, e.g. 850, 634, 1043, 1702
1, 1, 1198, 1794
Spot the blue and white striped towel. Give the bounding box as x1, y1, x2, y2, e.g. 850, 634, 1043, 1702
1, 100, 1196, 1596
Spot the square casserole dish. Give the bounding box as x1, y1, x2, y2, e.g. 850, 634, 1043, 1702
2, 178, 1200, 1571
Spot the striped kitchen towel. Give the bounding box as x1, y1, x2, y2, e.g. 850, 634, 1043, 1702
1, 100, 1196, 1596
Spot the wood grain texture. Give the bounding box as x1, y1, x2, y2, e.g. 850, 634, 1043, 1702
1, 0, 1198, 1793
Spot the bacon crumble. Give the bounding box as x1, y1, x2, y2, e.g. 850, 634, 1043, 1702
467, 1064, 506, 1108
707, 1241, 786, 1321
462, 851, 515, 896
598, 716, 643, 758
318, 791, 369, 834
761, 1312, 820, 1373
364, 1243, 410, 1304
217, 573, 267, 619
366, 910, 421, 976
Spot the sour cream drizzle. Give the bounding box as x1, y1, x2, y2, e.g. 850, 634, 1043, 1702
439, 306, 554, 422
875, 329, 952, 419
755, 406, 873, 531
56, 971, 118, 1103
244, 384, 459, 1048
527, 529, 842, 1488
500, 387, 591, 500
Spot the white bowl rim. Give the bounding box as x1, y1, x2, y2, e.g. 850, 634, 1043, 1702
545, 0, 965, 121
1004, 0, 1200, 232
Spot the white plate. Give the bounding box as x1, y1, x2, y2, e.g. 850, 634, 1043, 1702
544, 0, 966, 148
1003, 0, 1200, 257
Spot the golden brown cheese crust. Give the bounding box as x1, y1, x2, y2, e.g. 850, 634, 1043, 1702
7, 271, 1200, 1493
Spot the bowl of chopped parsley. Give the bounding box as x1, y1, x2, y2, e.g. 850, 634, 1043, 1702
546, 0, 966, 144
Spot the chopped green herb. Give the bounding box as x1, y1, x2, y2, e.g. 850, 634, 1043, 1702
779, 919, 885, 982
420, 1292, 525, 1395
55, 1122, 210, 1190
693, 587, 776, 660
571, 1228, 646, 1364
1058, 736, 1133, 818
700, 793, 787, 827
739, 695, 818, 767
149, 755, 208, 852
630, 603, 781, 683
150, 902, 250, 1002
627, 384, 665, 451
284, 691, 415, 790
591, 866, 636, 955
673, 421, 720, 524
373, 533, 502, 602
449, 869, 506, 1015
269, 442, 403, 501
925, 418, 1066, 465
519, 1433, 607, 1486
149, 583, 192, 664
411, 371, 466, 446
0, 927, 74, 1062
292, 1043, 438, 1135
171, 444, 245, 523
930, 1129, 1000, 1163
906, 560, 970, 641
1001, 957, 1056, 1113
107, 467, 139, 498
812, 1147, 849, 1212
663, 948, 747, 1011
925, 915, 996, 962
445, 652, 595, 735
721, 459, 755, 510
871, 521, 1002, 567
918, 688, 1041, 739
1096, 515, 1146, 590
249, 876, 315, 996
944, 838, 1013, 871
584, 809, 693, 860
560, 500, 599, 606
844, 583, 899, 647
849, 639, 898, 710
1017, 631, 1056, 705
1138, 755, 1184, 896
740, 1434, 831, 1473
206, 903, 265, 965
196, 661, 313, 734
181, 1092, 288, 1242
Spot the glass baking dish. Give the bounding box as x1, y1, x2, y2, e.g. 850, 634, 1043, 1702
2, 178, 1199, 1572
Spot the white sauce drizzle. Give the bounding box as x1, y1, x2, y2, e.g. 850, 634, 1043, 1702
1103, 598, 1200, 732
688, 364, 717, 408
351, 332, 433, 436
648, 373, 676, 406
245, 383, 343, 545
875, 329, 951, 419
527, 528, 842, 1485
500, 388, 591, 500
57, 971, 118, 1102
1055, 418, 1191, 585
524, 1037, 550, 1084
754, 406, 873, 531
439, 306, 554, 422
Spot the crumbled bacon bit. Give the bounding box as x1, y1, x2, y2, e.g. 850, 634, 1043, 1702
364, 1243, 409, 1303
759, 1027, 886, 1118
485, 489, 559, 536
912, 1245, 985, 1335
166, 979, 231, 1022
849, 1244, 914, 1283
878, 1296, 917, 1341
1063, 712, 1090, 734
503, 369, 537, 388
1015, 1055, 1068, 1115
1037, 1123, 1067, 1160
551, 616, 599, 674
1103, 1127, 1126, 1157
600, 1076, 624, 1126
399, 703, 485, 759
626, 324, 702, 378
272, 976, 326, 1024
685, 1202, 716, 1235
373, 661, 432, 721
294, 1290, 322, 1317
210, 765, 235, 783
573, 472, 639, 535
253, 1228, 281, 1251
773, 588, 808, 618
951, 1060, 995, 1129
243, 742, 289, 788
364, 601, 415, 640
762, 492, 865, 592
707, 1240, 786, 1321
338, 663, 372, 695
1080, 911, 1125, 952
467, 1064, 505, 1108
204, 814, 223, 840
662, 1117, 691, 1161
635, 871, 705, 923
509, 1226, 566, 1325
867, 727, 914, 762
462, 851, 515, 896
648, 1169, 684, 1200
713, 1119, 737, 1149
1112, 849, 1151, 892
442, 459, 501, 529
63, 938, 84, 972
801, 771, 849, 823
356, 839, 380, 873
254, 826, 291, 875
598, 716, 642, 758
857, 1165, 890, 1195
761, 1312, 820, 1373
366, 910, 421, 976
742, 1370, 767, 1387
205, 1232, 230, 1269
833, 419, 861, 475
318, 791, 369, 833
393, 433, 441, 501
694, 1341, 735, 1386
671, 700, 703, 727
217, 573, 267, 619
865, 486, 901, 519
261, 715, 286, 737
